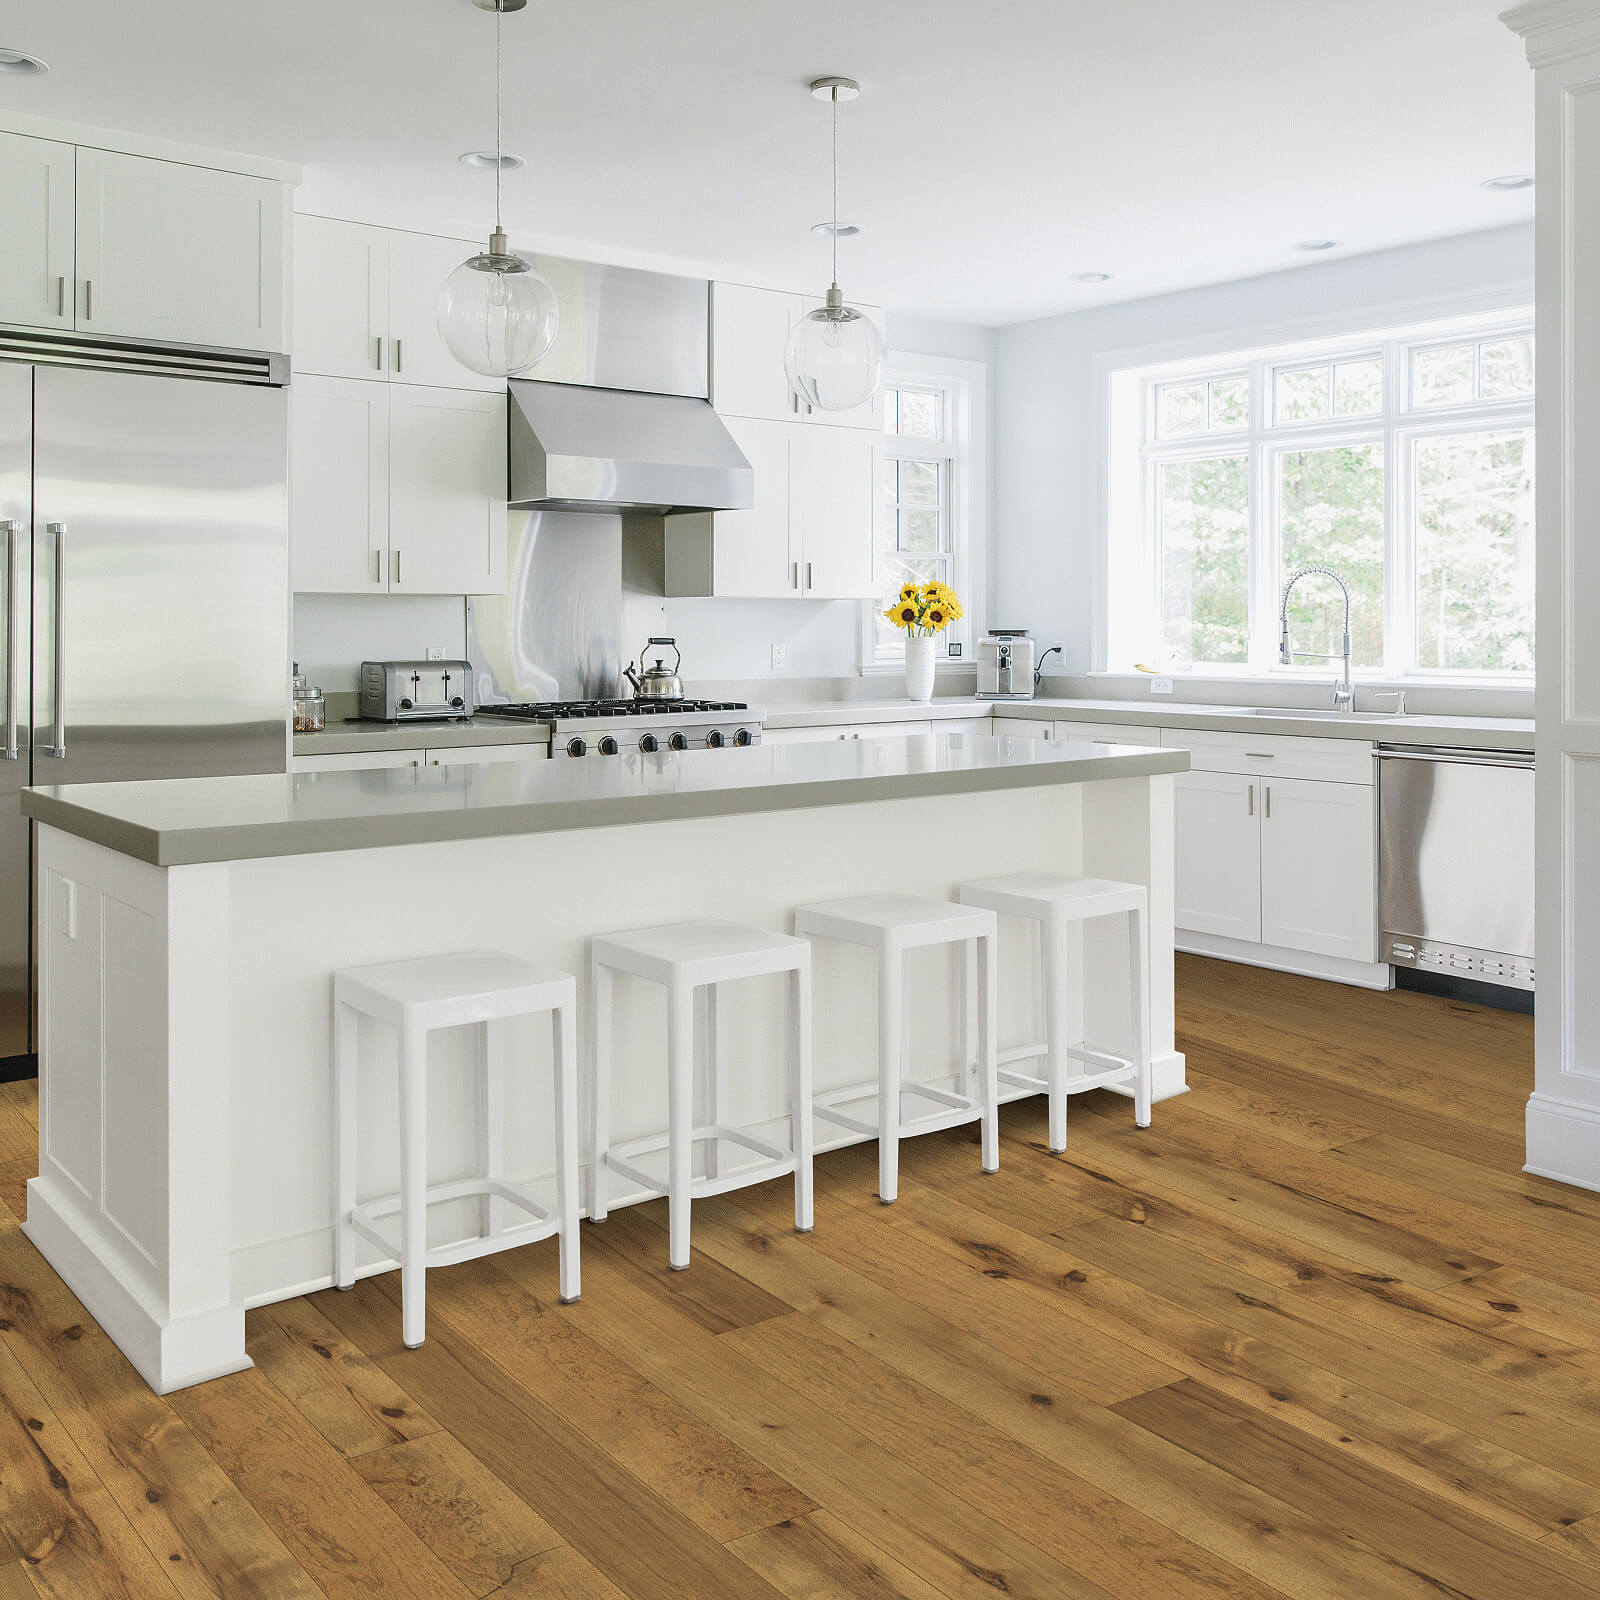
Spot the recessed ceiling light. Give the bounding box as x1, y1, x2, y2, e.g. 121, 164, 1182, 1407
1292, 239, 1341, 252
1069, 271, 1113, 284
1481, 174, 1534, 191
811, 221, 860, 237
459, 150, 526, 171
0, 48, 48, 75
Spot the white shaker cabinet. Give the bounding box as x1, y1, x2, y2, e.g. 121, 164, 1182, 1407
291, 378, 506, 596
1052, 721, 1153, 746
294, 216, 503, 392
1259, 777, 1376, 962
1174, 770, 1263, 943
0, 132, 74, 330
290, 377, 388, 593
74, 149, 288, 352
388, 386, 507, 595
703, 417, 794, 597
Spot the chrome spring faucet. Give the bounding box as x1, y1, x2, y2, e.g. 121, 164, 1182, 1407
1279, 565, 1354, 710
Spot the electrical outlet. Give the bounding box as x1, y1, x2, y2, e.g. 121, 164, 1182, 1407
770, 642, 787, 670
426, 646, 445, 661
1150, 676, 1174, 695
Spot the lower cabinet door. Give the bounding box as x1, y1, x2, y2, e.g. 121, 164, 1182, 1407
1174, 770, 1262, 942
1260, 777, 1376, 961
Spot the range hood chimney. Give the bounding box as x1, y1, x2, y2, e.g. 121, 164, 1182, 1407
502, 255, 753, 515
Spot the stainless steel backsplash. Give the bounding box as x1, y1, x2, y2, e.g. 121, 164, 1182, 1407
467, 508, 624, 703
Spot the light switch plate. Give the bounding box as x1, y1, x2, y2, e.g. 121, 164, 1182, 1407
426, 646, 445, 661
1150, 676, 1174, 695
771, 643, 787, 670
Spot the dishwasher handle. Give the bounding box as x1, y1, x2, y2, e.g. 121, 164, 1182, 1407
1374, 746, 1533, 770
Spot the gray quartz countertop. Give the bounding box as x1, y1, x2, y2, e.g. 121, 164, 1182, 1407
762, 699, 991, 729
25, 731, 1187, 867
294, 716, 551, 756
1001, 697, 1535, 750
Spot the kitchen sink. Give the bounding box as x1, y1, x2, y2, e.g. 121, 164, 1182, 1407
1241, 707, 1404, 721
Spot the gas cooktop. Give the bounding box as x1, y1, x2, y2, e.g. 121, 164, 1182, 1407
485, 699, 750, 720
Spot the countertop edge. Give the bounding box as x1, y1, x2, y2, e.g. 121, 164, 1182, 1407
24, 747, 1190, 867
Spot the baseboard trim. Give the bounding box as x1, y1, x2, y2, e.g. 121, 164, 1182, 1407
1524, 1092, 1600, 1194
1178, 931, 1392, 990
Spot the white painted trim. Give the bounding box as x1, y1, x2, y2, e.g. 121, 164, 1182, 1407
1503, 1, 1600, 68
1178, 929, 1393, 990
1525, 1090, 1600, 1191
0, 110, 301, 185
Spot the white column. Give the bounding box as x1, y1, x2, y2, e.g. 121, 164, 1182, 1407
1506, 1, 1600, 1189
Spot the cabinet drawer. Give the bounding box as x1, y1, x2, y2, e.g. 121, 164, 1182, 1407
1052, 720, 1157, 747
995, 717, 1053, 739
1160, 727, 1374, 784
422, 742, 548, 767
936, 718, 994, 735
292, 749, 421, 772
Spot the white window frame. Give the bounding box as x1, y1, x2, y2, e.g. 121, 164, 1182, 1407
1106, 307, 1534, 685
861, 353, 988, 672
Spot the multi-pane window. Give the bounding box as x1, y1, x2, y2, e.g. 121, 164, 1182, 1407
878, 380, 966, 657
1125, 314, 1534, 679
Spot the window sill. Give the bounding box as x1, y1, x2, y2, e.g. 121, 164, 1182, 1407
1089, 669, 1534, 691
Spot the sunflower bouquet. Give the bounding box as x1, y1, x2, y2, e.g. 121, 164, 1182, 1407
883, 580, 964, 637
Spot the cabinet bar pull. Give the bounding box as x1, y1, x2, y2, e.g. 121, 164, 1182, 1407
1264, 784, 1271, 819
1244, 751, 1275, 759
392, 338, 403, 372
81, 280, 92, 321
393, 549, 401, 585
373, 550, 382, 584
45, 522, 65, 757
375, 335, 385, 371
791, 562, 799, 590
1, 522, 18, 760
1247, 783, 1253, 817
55, 276, 65, 318
806, 561, 813, 590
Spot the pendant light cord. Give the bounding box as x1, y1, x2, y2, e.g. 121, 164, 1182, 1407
830, 87, 839, 290
494, 0, 504, 234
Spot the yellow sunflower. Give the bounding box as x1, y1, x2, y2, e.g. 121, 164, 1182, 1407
926, 604, 948, 629
883, 602, 919, 629
898, 582, 921, 603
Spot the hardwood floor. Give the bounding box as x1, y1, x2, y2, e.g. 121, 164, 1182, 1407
0, 954, 1587, 1597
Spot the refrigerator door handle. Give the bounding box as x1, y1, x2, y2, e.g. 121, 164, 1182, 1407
0, 521, 18, 760
44, 521, 65, 758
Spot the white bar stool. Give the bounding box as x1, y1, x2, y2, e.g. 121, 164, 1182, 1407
333, 950, 580, 1348
956, 873, 1152, 1150
590, 920, 813, 1271
794, 894, 999, 1205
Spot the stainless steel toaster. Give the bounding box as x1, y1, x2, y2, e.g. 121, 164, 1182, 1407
359, 660, 475, 722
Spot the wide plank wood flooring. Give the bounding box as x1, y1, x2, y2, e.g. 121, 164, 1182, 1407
0, 954, 1588, 1597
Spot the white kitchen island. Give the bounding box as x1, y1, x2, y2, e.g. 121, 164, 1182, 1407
21, 731, 1188, 1392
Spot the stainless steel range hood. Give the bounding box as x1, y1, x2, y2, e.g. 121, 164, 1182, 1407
507, 379, 753, 513
503, 255, 753, 514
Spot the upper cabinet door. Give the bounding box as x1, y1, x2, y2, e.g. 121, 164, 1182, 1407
1260, 777, 1377, 962
711, 417, 796, 598
290, 377, 389, 594
1174, 770, 1262, 942
793, 426, 879, 599
386, 229, 505, 392
0, 132, 74, 330
799, 296, 887, 430
711, 283, 805, 422
388, 387, 507, 595
293, 216, 388, 380
74, 149, 287, 352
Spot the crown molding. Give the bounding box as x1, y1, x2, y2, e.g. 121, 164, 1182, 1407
1503, 0, 1600, 67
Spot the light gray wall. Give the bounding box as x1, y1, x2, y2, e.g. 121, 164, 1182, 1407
993, 223, 1535, 675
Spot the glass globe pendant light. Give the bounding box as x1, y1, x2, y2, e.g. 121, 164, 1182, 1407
436, 0, 558, 378
784, 76, 886, 412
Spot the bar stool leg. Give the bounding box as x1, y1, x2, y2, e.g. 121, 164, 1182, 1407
703, 983, 722, 1180
479, 1019, 506, 1242
960, 938, 978, 1098
552, 997, 581, 1303
398, 1019, 429, 1349
978, 930, 1000, 1173
589, 956, 612, 1223
667, 979, 695, 1270
333, 998, 359, 1291
1040, 916, 1070, 1154
877, 949, 902, 1204
790, 960, 814, 1233
1128, 903, 1152, 1129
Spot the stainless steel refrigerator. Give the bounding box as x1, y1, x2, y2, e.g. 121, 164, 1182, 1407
0, 361, 288, 1073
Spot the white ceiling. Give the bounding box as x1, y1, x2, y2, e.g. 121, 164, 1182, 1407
0, 1, 1534, 327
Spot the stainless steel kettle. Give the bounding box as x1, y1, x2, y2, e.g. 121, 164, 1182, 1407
624, 637, 684, 700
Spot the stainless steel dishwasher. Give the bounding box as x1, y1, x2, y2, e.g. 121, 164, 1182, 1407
1378, 745, 1534, 991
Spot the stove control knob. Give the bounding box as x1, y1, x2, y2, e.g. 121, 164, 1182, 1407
733, 727, 753, 747
706, 729, 725, 749
450, 696, 464, 709
399, 697, 414, 711
598, 735, 619, 756
566, 736, 588, 757
668, 731, 688, 752
638, 732, 659, 753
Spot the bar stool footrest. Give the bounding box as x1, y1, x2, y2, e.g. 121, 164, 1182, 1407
815, 1079, 982, 1140
350, 1176, 557, 1271
605, 1124, 797, 1200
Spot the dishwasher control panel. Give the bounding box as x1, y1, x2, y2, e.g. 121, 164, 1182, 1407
1384, 935, 1534, 992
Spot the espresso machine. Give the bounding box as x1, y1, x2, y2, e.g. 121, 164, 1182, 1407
976, 629, 1037, 700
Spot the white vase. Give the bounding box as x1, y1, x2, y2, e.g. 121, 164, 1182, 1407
904, 633, 936, 703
